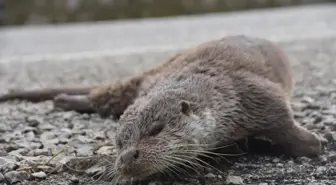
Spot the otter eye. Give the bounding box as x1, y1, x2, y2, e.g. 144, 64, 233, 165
148, 122, 165, 136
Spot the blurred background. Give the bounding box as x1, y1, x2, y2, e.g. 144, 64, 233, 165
2, 0, 335, 26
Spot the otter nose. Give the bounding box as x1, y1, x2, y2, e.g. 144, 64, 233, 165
120, 148, 139, 165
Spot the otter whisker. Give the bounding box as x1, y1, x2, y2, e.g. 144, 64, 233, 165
161, 156, 193, 175
178, 150, 231, 164
174, 153, 225, 175
158, 157, 184, 178
104, 170, 118, 183
177, 150, 219, 161
165, 142, 237, 151
166, 155, 205, 170
163, 155, 198, 172
163, 162, 196, 179
164, 155, 205, 174
184, 149, 248, 157
89, 163, 117, 184
111, 174, 121, 185
154, 159, 183, 180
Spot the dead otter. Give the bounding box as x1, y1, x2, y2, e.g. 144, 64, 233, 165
108, 35, 322, 181
0, 35, 322, 181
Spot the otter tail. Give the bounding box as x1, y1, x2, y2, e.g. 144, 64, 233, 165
0, 85, 99, 102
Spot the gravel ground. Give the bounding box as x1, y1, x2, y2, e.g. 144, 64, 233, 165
0, 37, 336, 185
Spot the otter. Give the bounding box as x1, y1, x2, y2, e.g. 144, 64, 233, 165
0, 35, 322, 181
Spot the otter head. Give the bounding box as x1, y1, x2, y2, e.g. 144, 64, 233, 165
113, 95, 206, 180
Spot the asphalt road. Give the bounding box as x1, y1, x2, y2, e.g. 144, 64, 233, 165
0, 3, 336, 64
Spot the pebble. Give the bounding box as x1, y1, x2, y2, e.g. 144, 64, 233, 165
96, 146, 115, 155
70, 176, 80, 183
324, 132, 336, 142
85, 166, 104, 176
4, 171, 28, 184
23, 131, 36, 141
0, 157, 18, 173
298, 156, 311, 163
63, 112, 76, 120
31, 171, 47, 179
205, 173, 216, 178
272, 158, 280, 163
259, 183, 268, 185
26, 116, 42, 127
5, 144, 20, 153
37, 165, 54, 173
313, 116, 323, 124
0, 173, 4, 183
301, 96, 315, 104
327, 154, 336, 162
29, 148, 51, 156
276, 163, 284, 167
307, 183, 320, 185
8, 148, 29, 157
225, 175, 244, 185
38, 123, 56, 131
315, 166, 327, 176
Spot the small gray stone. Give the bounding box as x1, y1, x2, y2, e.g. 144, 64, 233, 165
259, 183, 268, 185
225, 175, 244, 185
22, 126, 38, 134
86, 166, 104, 176
4, 171, 28, 184
0, 157, 18, 173
37, 165, 54, 173
205, 173, 216, 178
0, 173, 4, 183
96, 146, 115, 155
23, 131, 36, 141
26, 116, 43, 127
298, 156, 311, 163
276, 163, 284, 167
32, 171, 47, 179
63, 112, 76, 120
29, 149, 51, 156
272, 158, 280, 163
324, 132, 336, 142
307, 183, 320, 185
315, 166, 327, 176
39, 123, 56, 131
327, 154, 336, 162
301, 96, 315, 104
70, 176, 80, 183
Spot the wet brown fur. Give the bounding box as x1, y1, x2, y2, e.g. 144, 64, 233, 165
0, 35, 322, 181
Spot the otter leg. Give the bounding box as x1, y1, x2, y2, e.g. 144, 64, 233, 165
88, 77, 144, 119
53, 94, 95, 113
0, 85, 100, 114
264, 120, 322, 157
240, 75, 322, 157
0, 85, 97, 102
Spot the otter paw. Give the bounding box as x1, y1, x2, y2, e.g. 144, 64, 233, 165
285, 131, 323, 157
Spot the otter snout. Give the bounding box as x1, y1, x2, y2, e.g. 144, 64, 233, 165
119, 147, 139, 165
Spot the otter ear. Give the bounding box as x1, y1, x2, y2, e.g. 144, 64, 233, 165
180, 100, 192, 115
